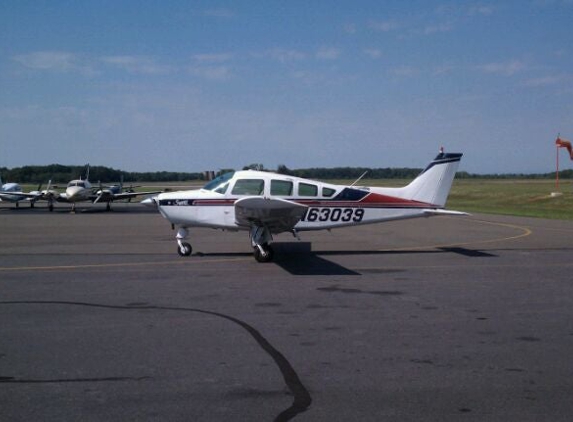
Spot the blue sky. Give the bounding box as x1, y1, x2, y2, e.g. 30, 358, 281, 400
1, 1, 572, 174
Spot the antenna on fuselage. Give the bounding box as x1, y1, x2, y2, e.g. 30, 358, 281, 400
350, 171, 368, 187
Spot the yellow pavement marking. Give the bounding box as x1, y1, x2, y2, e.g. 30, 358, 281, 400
0, 257, 250, 272
378, 218, 532, 252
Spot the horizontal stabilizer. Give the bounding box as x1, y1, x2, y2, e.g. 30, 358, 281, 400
422, 209, 470, 217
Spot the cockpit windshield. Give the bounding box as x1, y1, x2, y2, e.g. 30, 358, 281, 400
202, 171, 235, 192
67, 181, 86, 188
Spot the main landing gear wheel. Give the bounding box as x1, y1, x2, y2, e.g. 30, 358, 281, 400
177, 242, 192, 257
254, 244, 274, 263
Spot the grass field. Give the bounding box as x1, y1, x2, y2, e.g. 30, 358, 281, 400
448, 179, 573, 220
360, 178, 573, 220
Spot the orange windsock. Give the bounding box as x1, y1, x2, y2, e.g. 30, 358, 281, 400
556, 137, 573, 160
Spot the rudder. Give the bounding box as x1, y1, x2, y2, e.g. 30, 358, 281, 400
401, 152, 463, 208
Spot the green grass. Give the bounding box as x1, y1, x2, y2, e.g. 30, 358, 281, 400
357, 178, 573, 220
447, 179, 573, 220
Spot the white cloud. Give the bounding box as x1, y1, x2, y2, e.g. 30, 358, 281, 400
202, 8, 235, 18
433, 64, 455, 75
316, 47, 341, 60
436, 4, 495, 18
13, 51, 74, 70
390, 65, 418, 77
188, 65, 231, 80
368, 20, 400, 32
523, 75, 565, 87
12, 51, 96, 76
192, 53, 234, 63
424, 23, 453, 34
468, 5, 495, 16
478, 60, 525, 76
532, 0, 573, 7
343, 23, 357, 34
266, 48, 306, 63
100, 55, 174, 75
363, 49, 382, 59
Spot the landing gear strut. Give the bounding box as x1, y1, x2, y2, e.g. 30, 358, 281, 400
251, 225, 274, 263
176, 228, 192, 257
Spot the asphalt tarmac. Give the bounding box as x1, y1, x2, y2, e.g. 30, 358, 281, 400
1, 202, 573, 421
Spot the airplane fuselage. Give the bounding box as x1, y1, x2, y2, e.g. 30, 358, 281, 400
156, 170, 437, 232
0, 183, 26, 203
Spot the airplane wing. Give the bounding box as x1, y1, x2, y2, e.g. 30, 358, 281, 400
0, 192, 39, 199
234, 197, 308, 233
98, 190, 163, 203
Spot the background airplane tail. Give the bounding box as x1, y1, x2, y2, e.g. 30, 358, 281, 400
399, 151, 463, 208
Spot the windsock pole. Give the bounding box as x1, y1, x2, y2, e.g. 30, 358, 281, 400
556, 143, 560, 190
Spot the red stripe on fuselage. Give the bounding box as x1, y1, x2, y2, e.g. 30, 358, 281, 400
178, 193, 432, 208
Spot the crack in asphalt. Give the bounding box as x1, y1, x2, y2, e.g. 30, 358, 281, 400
0, 300, 312, 421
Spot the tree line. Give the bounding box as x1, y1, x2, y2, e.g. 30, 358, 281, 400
1, 164, 571, 184
0, 164, 204, 184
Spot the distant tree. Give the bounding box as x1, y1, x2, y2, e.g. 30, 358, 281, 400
277, 164, 295, 175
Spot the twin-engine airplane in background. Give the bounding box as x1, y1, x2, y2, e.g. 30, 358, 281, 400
145, 149, 467, 262
1, 167, 161, 212
57, 167, 162, 212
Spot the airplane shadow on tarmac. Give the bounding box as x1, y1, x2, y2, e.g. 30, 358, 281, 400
198, 243, 497, 276
274, 245, 496, 276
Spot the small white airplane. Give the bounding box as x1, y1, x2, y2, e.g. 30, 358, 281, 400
145, 149, 467, 262
0, 176, 28, 207
57, 165, 162, 212
0, 176, 57, 209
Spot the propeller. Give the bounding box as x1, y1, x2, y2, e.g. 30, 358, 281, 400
93, 180, 104, 204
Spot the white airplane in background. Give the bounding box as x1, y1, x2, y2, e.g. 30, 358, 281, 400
0, 176, 28, 207
58, 165, 162, 212
145, 149, 467, 262
0, 177, 57, 210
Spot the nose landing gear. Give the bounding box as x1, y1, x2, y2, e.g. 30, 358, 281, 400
176, 228, 192, 257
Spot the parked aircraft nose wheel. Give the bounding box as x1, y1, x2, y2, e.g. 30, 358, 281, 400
254, 244, 274, 263
177, 242, 192, 257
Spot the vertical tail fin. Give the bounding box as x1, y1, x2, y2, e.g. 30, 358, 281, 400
400, 152, 463, 208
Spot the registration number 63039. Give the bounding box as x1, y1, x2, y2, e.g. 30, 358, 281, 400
300, 207, 365, 223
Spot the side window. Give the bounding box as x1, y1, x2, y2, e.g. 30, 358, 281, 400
322, 187, 336, 197
271, 180, 293, 196
231, 179, 265, 195
298, 182, 318, 197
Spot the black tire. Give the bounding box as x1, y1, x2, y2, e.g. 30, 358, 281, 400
177, 242, 192, 257
254, 244, 274, 263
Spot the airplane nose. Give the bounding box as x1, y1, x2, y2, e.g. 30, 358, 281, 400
141, 196, 158, 207
66, 187, 78, 199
